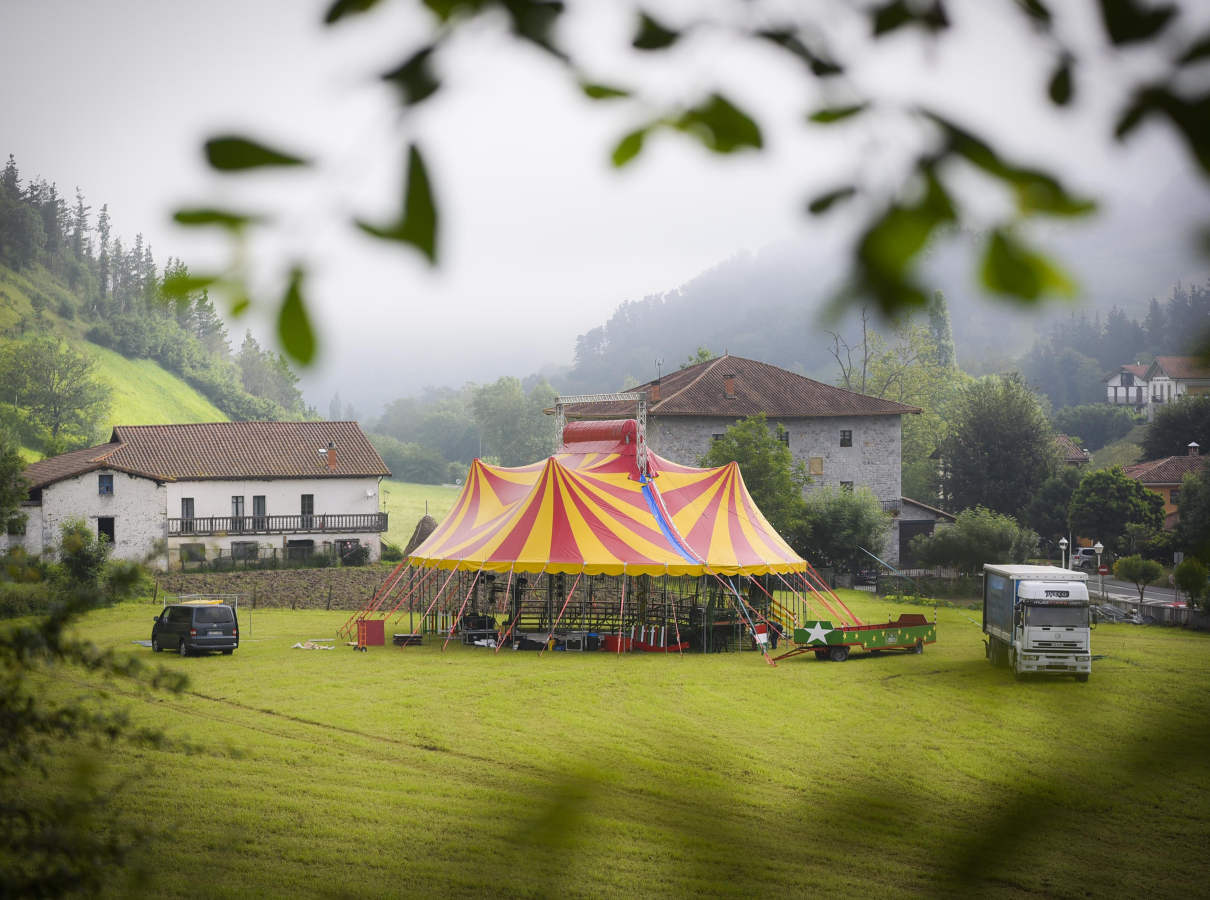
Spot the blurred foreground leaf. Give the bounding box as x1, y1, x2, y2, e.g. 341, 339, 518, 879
980, 228, 1076, 300
204, 136, 309, 171
276, 267, 316, 364
357, 144, 439, 263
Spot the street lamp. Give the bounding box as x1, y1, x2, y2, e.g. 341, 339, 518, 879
1094, 540, 1105, 601
1059, 536, 1068, 569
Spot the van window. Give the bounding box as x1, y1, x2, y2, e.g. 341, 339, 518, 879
195, 607, 234, 624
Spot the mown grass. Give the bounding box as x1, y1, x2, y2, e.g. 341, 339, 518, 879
14, 593, 1209, 897
380, 479, 461, 548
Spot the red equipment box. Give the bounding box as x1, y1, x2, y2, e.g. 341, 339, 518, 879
357, 618, 385, 647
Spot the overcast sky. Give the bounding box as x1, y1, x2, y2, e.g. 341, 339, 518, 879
3, 0, 1208, 413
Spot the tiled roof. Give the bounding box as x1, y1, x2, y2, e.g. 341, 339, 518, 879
22, 422, 390, 488
1122, 454, 1205, 486
1055, 434, 1090, 464
561, 355, 920, 420
1149, 356, 1210, 380
1104, 364, 1148, 382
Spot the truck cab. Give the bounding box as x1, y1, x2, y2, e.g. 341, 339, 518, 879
983, 565, 1091, 681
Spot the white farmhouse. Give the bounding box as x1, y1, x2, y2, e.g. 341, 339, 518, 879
5, 421, 391, 570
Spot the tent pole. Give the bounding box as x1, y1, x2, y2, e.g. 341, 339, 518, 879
492, 563, 515, 653
617, 568, 627, 656
540, 570, 582, 657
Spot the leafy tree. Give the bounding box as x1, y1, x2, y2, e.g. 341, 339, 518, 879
941, 374, 1056, 518
472, 376, 558, 466
699, 413, 808, 542
236, 331, 304, 415
0, 337, 110, 448
1173, 557, 1207, 610
1024, 467, 1083, 546
1068, 467, 1164, 554
910, 506, 1038, 574
0, 442, 28, 536
829, 307, 969, 502
368, 434, 448, 484
797, 486, 888, 574
1052, 404, 1138, 452
1019, 344, 1104, 410
1113, 554, 1165, 603
681, 347, 717, 369
1142, 395, 1210, 460
1174, 468, 1210, 560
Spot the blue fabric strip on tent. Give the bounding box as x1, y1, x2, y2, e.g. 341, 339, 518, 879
641, 481, 699, 565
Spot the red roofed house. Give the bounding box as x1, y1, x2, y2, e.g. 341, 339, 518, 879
559, 354, 923, 564
1144, 356, 1210, 421
4, 422, 391, 570
1055, 434, 1091, 467
1122, 442, 1205, 530
1104, 363, 1149, 410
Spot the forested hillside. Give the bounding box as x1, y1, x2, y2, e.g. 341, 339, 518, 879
0, 154, 310, 459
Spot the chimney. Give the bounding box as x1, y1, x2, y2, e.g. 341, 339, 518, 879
650, 381, 661, 403
1189, 441, 1200, 457
723, 374, 736, 399
325, 441, 337, 471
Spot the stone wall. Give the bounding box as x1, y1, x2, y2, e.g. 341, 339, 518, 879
649, 412, 905, 562
153, 566, 391, 610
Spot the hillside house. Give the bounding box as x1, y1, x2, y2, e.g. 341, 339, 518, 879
557, 354, 923, 564
5, 421, 391, 570
1143, 357, 1210, 421
1104, 364, 1148, 410
1123, 443, 1205, 531
1055, 434, 1091, 467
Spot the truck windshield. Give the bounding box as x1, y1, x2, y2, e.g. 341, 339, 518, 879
1027, 605, 1088, 627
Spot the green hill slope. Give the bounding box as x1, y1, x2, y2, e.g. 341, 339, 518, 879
86, 343, 227, 430
1090, 423, 1146, 470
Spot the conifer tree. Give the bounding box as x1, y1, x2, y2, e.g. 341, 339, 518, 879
927, 290, 957, 371
70, 187, 91, 258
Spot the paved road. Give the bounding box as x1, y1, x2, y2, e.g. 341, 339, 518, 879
1085, 573, 1182, 608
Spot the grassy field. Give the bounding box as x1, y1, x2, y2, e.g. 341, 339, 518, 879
380, 479, 461, 548
16, 592, 1208, 898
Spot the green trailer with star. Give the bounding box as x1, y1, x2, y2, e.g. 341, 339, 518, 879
774, 614, 937, 662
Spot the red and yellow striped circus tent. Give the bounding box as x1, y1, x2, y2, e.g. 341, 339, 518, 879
407, 420, 806, 577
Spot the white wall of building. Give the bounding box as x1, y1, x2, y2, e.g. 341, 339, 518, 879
36, 469, 166, 563
165, 477, 380, 521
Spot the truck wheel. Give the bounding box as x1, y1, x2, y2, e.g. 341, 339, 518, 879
1076, 673, 1089, 683
828, 645, 849, 662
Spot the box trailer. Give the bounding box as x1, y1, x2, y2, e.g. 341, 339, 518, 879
983, 564, 1091, 681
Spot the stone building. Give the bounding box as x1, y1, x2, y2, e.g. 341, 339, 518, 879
559, 354, 921, 563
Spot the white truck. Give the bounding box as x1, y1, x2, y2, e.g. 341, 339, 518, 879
982, 564, 1092, 681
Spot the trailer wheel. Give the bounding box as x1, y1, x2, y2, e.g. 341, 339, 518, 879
814, 649, 828, 660
828, 645, 850, 662
912, 640, 924, 654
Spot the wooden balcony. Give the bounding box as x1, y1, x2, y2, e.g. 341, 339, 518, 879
168, 513, 388, 537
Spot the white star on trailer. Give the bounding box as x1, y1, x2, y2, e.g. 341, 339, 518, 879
804, 622, 833, 644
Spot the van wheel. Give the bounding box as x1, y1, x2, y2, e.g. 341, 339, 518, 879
151, 637, 162, 653
178, 640, 190, 658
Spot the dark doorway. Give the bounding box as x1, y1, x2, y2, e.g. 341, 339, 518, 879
98, 517, 115, 544
898, 520, 935, 567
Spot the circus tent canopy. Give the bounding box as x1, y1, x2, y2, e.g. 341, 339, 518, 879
407, 420, 805, 577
